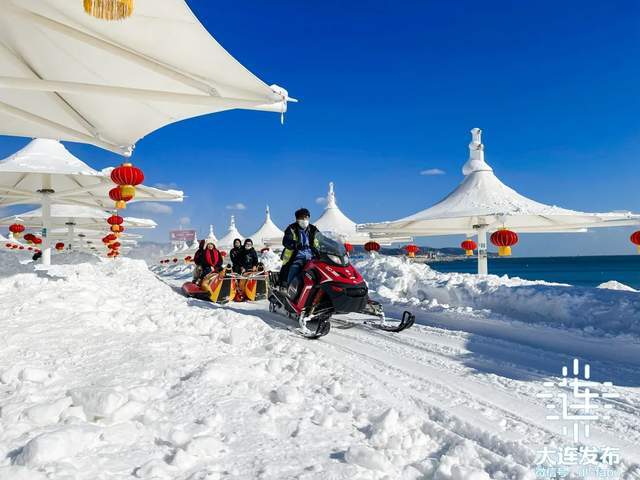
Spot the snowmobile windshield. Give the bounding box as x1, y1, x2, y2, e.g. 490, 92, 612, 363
316, 233, 350, 267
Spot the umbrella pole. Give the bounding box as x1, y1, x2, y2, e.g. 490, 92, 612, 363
477, 226, 488, 275
67, 223, 75, 251
41, 191, 52, 266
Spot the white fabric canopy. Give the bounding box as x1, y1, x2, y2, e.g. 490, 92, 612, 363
249, 206, 284, 249
0, 0, 294, 155
1, 204, 155, 228
359, 128, 640, 273
360, 129, 640, 236
0, 139, 183, 208
315, 182, 411, 245
217, 215, 243, 249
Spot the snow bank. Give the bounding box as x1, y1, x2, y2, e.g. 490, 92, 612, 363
3, 257, 531, 479
598, 280, 638, 292
356, 255, 640, 336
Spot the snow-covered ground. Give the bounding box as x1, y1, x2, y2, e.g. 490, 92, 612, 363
1, 251, 639, 479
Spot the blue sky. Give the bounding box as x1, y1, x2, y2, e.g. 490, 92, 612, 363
1, 0, 639, 255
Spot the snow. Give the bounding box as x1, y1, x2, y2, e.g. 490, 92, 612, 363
1, 253, 639, 479
356, 255, 640, 337
598, 280, 639, 292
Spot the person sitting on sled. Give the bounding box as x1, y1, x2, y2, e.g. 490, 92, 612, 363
239, 238, 259, 273
192, 239, 206, 282
195, 241, 223, 282
280, 208, 320, 286
229, 238, 243, 274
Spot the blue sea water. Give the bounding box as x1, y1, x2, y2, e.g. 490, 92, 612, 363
428, 255, 640, 290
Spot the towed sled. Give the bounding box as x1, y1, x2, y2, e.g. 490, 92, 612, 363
182, 268, 268, 303
268, 233, 415, 339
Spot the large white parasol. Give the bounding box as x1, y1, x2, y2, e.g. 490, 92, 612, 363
314, 182, 412, 246
0, 138, 180, 264
0, 204, 154, 251
359, 128, 640, 274
249, 206, 284, 250
0, 0, 295, 156
217, 215, 244, 249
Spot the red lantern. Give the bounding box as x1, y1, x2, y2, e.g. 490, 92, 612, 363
490, 229, 518, 256
107, 215, 124, 226
111, 163, 144, 186
18, 246, 25, 250
33, 237, 42, 245
364, 241, 380, 253
9, 223, 25, 238
404, 244, 420, 258
111, 225, 124, 234
106, 233, 118, 243
109, 187, 133, 209
111, 163, 144, 201
220, 251, 227, 257
27, 247, 33, 251
109, 242, 121, 250
23, 233, 35, 244
173, 258, 178, 263
184, 255, 192, 262
5, 243, 11, 248
343, 242, 353, 254
461, 239, 478, 257
260, 247, 270, 254
631, 231, 640, 254
11, 244, 18, 249
55, 242, 65, 251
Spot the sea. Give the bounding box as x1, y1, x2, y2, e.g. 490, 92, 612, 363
428, 255, 640, 290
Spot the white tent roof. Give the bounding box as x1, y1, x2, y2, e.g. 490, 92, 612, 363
0, 0, 294, 155
249, 206, 284, 248
217, 215, 243, 249
0, 139, 183, 208
360, 128, 640, 236
206, 225, 218, 244
314, 182, 411, 245
1, 204, 156, 229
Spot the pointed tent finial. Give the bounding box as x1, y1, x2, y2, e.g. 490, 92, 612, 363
230, 215, 236, 230
209, 224, 214, 237
266, 205, 271, 220
463, 127, 493, 176
327, 182, 337, 208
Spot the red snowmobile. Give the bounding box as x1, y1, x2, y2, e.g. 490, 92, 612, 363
268, 233, 415, 339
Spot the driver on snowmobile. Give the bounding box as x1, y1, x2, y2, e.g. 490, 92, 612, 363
280, 208, 320, 286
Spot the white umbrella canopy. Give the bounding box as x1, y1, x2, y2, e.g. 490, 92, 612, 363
359, 128, 640, 273
0, 204, 156, 229
314, 182, 412, 246
217, 215, 244, 249
249, 206, 284, 249
0, 138, 180, 264
0, 0, 294, 156
0, 139, 184, 209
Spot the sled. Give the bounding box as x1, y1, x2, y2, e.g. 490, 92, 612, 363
182, 269, 237, 303
235, 271, 269, 302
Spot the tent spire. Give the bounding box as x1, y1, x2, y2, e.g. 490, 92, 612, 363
327, 182, 337, 208
266, 205, 271, 220
229, 215, 236, 230
463, 128, 493, 176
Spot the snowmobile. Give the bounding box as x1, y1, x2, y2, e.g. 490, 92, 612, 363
268, 233, 415, 339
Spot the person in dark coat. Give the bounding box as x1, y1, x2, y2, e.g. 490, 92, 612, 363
192, 239, 206, 282
238, 238, 259, 273
195, 241, 223, 279
280, 208, 320, 285
229, 238, 243, 274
